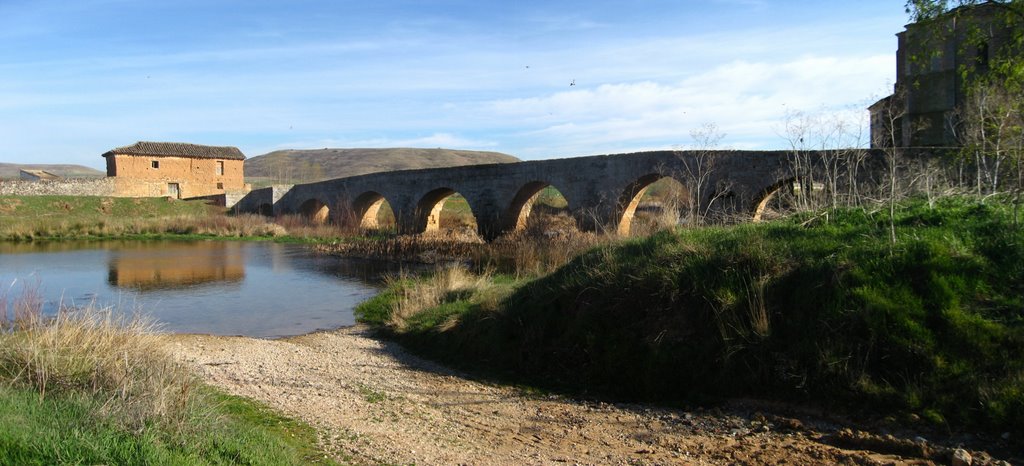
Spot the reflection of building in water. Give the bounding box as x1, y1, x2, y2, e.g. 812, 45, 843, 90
108, 241, 245, 290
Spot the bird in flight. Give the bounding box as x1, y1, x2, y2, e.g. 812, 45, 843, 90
570, 79, 575, 86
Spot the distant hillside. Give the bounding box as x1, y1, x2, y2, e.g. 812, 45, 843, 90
0, 163, 105, 180
245, 148, 519, 183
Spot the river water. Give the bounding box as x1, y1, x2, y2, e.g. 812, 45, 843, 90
0, 241, 406, 338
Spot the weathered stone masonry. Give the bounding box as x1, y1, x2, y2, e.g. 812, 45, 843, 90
236, 149, 887, 241
1, 177, 112, 197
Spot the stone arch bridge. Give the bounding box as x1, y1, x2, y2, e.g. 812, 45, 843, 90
235, 150, 872, 241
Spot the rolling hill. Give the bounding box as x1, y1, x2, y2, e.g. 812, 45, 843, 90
244, 148, 519, 184
0, 163, 105, 180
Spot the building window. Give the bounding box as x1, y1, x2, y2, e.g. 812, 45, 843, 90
151, 160, 160, 169
217, 182, 224, 190
216, 161, 224, 175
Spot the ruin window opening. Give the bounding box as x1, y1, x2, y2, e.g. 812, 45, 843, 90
151, 160, 159, 169
217, 182, 224, 190
976, 41, 989, 70
216, 161, 224, 175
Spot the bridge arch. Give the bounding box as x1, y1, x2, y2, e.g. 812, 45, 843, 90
502, 181, 574, 234
351, 191, 393, 230
752, 177, 814, 222
298, 198, 331, 224
616, 174, 690, 235
415, 187, 478, 235
257, 203, 273, 217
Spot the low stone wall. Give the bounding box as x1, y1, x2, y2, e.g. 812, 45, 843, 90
233, 185, 294, 214
0, 177, 253, 209
1, 177, 176, 199
0, 178, 117, 196
223, 189, 252, 208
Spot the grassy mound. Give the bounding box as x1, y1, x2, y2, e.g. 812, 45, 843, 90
358, 196, 1024, 433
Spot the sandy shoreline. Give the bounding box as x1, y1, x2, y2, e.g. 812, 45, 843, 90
167, 325, 1011, 465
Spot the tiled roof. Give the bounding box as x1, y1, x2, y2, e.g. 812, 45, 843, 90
102, 141, 245, 160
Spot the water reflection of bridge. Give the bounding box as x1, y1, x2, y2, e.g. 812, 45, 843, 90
107, 241, 245, 290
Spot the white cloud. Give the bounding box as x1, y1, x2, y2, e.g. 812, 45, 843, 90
480, 53, 891, 157
255, 133, 497, 155
0, 0, 906, 166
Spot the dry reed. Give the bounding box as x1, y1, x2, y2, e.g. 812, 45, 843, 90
317, 227, 607, 277
0, 287, 200, 431
1, 212, 289, 240
385, 266, 494, 329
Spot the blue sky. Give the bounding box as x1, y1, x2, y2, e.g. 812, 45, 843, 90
0, 0, 908, 169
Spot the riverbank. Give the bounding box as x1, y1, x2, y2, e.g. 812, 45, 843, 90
169, 325, 1016, 465
0, 299, 335, 464
0, 194, 342, 242
356, 195, 1024, 456
4, 192, 1022, 463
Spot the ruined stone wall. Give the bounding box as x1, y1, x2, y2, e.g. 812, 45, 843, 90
0, 177, 191, 199
107, 155, 246, 198
0, 178, 117, 196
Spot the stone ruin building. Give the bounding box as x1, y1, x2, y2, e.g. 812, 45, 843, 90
870, 1, 1017, 148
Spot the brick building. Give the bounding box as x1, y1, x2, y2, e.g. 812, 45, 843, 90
103, 141, 247, 198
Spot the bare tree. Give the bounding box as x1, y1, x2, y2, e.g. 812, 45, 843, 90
777, 108, 870, 214
678, 123, 728, 225
780, 110, 818, 212
873, 88, 910, 244
960, 77, 1024, 195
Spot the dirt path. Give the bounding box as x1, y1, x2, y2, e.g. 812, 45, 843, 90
168, 326, 1008, 465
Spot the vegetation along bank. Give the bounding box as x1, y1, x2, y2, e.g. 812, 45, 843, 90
357, 196, 1024, 440
0, 296, 336, 464
0, 194, 345, 242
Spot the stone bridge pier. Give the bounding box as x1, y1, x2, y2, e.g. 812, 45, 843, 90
235, 150, 876, 241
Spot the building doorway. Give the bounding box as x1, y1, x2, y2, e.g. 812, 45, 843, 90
168, 183, 180, 199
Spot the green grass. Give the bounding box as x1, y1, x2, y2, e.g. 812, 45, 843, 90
355, 384, 388, 404
0, 195, 219, 241
0, 298, 341, 465
0, 387, 338, 465
437, 194, 476, 229
535, 186, 569, 209
357, 195, 1024, 435
0, 194, 213, 220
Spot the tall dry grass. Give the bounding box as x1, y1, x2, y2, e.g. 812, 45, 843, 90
2, 212, 289, 240
317, 227, 608, 277
147, 213, 288, 237
476, 230, 607, 276
385, 266, 494, 330
272, 213, 351, 239
0, 287, 200, 431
